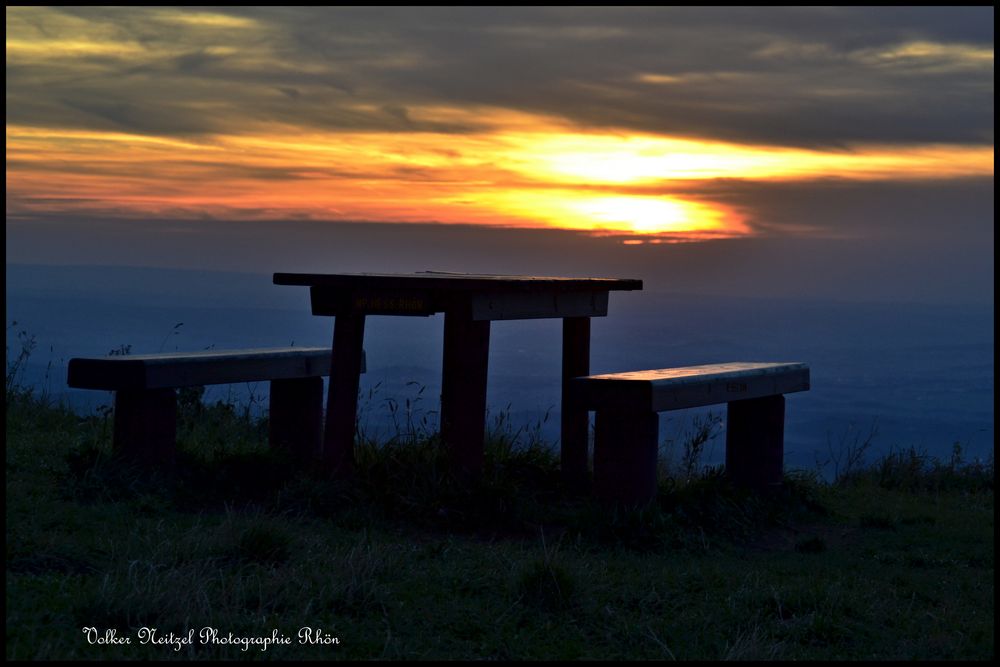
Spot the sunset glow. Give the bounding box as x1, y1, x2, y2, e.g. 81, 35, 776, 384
5, 6, 994, 240
6, 118, 993, 238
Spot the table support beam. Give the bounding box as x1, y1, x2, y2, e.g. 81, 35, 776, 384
561, 316, 591, 492
324, 311, 366, 476
441, 311, 491, 481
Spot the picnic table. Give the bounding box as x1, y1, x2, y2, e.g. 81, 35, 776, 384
273, 271, 642, 483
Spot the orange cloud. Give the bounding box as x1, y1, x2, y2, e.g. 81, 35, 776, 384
6, 111, 994, 238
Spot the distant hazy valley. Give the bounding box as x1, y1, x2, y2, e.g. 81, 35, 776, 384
6, 263, 994, 474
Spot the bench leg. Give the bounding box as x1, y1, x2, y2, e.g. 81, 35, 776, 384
113, 388, 177, 468
561, 316, 591, 493
593, 409, 659, 506
324, 311, 367, 476
726, 395, 785, 489
441, 311, 490, 482
269, 376, 323, 462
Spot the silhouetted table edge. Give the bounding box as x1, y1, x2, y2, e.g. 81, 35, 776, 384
273, 271, 643, 486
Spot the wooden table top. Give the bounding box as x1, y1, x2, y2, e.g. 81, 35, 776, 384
273, 271, 642, 293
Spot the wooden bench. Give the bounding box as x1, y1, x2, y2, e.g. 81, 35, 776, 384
568, 362, 810, 504
67, 347, 365, 468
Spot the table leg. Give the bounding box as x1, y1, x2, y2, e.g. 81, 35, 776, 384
441, 310, 490, 481
324, 310, 366, 476
561, 316, 591, 492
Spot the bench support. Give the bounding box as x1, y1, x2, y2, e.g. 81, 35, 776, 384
113, 388, 177, 468
593, 409, 659, 506
324, 311, 367, 476
726, 395, 785, 489
441, 311, 491, 481
561, 316, 591, 493
269, 377, 323, 461
573, 362, 806, 503
592, 395, 788, 505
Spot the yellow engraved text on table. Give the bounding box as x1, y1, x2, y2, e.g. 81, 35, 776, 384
354, 296, 427, 312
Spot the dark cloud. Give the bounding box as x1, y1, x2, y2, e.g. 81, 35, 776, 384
58, 97, 220, 136
687, 177, 996, 239
6, 6, 993, 146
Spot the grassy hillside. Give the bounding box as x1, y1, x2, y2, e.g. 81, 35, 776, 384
5, 382, 993, 660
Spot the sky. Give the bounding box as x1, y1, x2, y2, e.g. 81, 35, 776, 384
4, 6, 995, 303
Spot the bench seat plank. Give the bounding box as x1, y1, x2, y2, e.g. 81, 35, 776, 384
67, 347, 363, 390
571, 361, 809, 412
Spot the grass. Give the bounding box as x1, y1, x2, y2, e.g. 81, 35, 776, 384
4, 367, 994, 660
